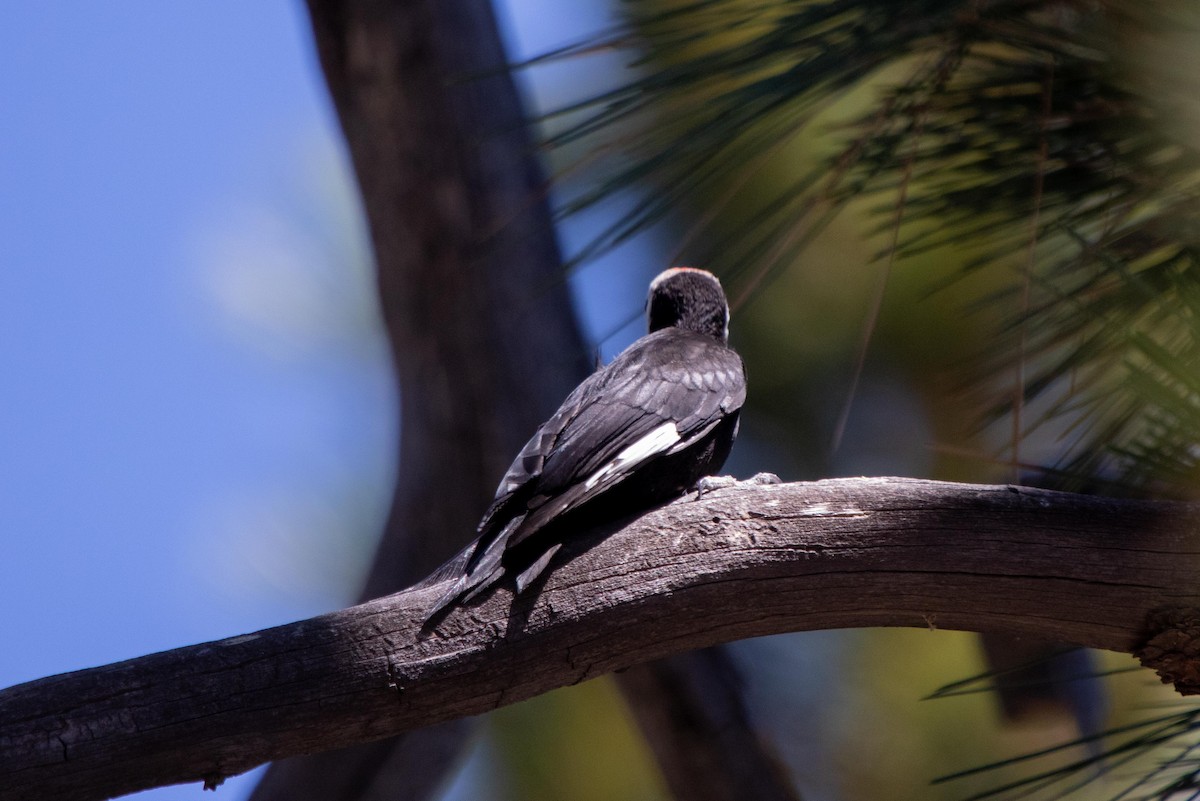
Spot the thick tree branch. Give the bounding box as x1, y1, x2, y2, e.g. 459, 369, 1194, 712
5, 476, 1199, 801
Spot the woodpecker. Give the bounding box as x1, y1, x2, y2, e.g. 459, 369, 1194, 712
422, 267, 745, 621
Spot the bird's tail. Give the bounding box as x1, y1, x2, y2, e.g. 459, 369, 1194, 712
420, 575, 476, 625
419, 518, 521, 625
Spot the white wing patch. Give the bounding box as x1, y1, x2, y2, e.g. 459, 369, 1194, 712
583, 421, 680, 491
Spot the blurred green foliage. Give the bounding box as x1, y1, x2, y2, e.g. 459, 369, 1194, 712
546, 0, 1200, 495
487, 677, 670, 801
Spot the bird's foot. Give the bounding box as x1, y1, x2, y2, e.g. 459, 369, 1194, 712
691, 472, 782, 496
693, 475, 738, 498
692, 472, 782, 499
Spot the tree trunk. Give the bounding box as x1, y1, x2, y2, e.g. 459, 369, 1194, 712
252, 1, 590, 799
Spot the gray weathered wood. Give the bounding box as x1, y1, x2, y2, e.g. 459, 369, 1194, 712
4, 476, 1198, 801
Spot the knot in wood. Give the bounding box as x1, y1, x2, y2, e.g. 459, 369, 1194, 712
1137, 608, 1200, 696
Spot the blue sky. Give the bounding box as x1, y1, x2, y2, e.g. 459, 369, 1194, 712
0, 3, 649, 799
0, 7, 368, 799
1, 2, 352, 668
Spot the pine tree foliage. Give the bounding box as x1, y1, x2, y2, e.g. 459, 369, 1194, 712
543, 0, 1200, 496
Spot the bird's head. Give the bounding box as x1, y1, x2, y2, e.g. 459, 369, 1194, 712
647, 267, 730, 343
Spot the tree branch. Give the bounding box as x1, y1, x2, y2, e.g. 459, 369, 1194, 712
4, 477, 1198, 801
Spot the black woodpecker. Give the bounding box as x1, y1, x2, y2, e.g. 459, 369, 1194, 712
423, 267, 745, 621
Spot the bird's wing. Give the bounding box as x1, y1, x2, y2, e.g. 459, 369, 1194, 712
508, 329, 745, 546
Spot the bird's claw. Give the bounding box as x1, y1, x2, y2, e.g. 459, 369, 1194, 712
692, 472, 781, 499
693, 475, 738, 498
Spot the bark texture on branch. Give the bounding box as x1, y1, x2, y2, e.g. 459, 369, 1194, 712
5, 477, 1199, 801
